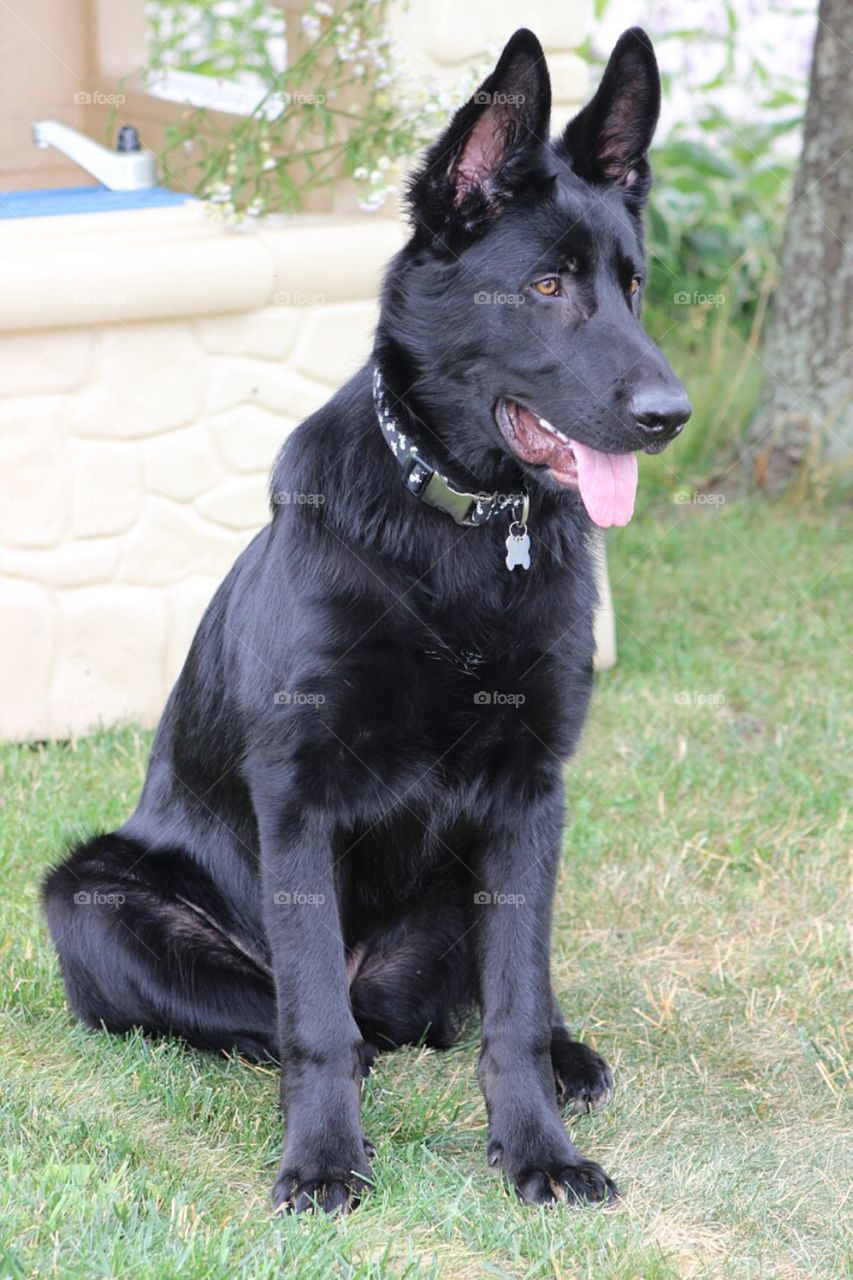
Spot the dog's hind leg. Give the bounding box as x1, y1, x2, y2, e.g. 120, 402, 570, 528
42, 834, 277, 1061
550, 994, 614, 1115
348, 904, 474, 1054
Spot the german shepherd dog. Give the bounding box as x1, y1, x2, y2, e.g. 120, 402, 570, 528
44, 28, 690, 1212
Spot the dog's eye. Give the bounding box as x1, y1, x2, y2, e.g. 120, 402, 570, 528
630, 276, 642, 296
533, 277, 560, 297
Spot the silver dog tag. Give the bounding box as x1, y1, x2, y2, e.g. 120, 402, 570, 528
505, 523, 530, 571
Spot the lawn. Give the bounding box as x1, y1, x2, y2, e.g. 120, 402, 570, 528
1, 491, 850, 1280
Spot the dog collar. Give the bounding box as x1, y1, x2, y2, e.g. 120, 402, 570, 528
372, 365, 529, 533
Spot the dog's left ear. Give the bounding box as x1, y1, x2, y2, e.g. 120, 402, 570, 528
408, 28, 551, 241
558, 27, 660, 209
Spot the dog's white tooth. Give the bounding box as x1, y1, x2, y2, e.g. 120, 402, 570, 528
539, 415, 571, 445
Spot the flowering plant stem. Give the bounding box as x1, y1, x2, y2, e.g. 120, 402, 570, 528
150, 0, 479, 220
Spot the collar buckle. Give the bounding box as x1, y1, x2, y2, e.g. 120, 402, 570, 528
422, 472, 492, 526
402, 453, 492, 526
374, 364, 526, 531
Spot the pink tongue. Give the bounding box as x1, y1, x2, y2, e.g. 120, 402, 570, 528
571, 440, 638, 528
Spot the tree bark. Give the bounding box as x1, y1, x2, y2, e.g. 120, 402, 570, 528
745, 0, 852, 491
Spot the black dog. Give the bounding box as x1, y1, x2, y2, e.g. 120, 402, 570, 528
44, 27, 690, 1212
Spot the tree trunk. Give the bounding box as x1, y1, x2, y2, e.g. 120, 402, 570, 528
745, 0, 852, 492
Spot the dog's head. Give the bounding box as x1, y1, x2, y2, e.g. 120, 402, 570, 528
379, 28, 691, 528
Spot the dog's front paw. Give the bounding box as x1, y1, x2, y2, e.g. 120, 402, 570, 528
488, 1138, 617, 1207
487, 1107, 619, 1209
551, 1032, 614, 1114
271, 1140, 374, 1215
516, 1157, 618, 1206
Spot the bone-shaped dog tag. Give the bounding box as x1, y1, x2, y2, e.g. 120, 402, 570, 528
505, 523, 530, 571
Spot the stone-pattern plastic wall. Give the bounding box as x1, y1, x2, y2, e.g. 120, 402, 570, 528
0, 298, 380, 740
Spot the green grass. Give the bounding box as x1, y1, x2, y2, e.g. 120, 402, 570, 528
1, 495, 850, 1280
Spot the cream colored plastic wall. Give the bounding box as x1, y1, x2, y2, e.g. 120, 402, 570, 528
0, 0, 608, 743
385, 0, 589, 129
0, 210, 404, 741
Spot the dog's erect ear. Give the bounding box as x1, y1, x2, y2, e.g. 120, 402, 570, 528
408, 28, 551, 241
558, 28, 659, 208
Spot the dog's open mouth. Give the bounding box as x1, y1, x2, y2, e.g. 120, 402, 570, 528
496, 399, 638, 529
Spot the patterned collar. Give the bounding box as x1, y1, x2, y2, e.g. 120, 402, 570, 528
372, 365, 528, 529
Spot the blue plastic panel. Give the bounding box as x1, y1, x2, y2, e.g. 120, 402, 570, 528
0, 185, 194, 219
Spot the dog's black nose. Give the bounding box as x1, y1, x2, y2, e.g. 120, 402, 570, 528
630, 387, 692, 441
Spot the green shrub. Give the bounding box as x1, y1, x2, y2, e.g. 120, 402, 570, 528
645, 113, 798, 341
